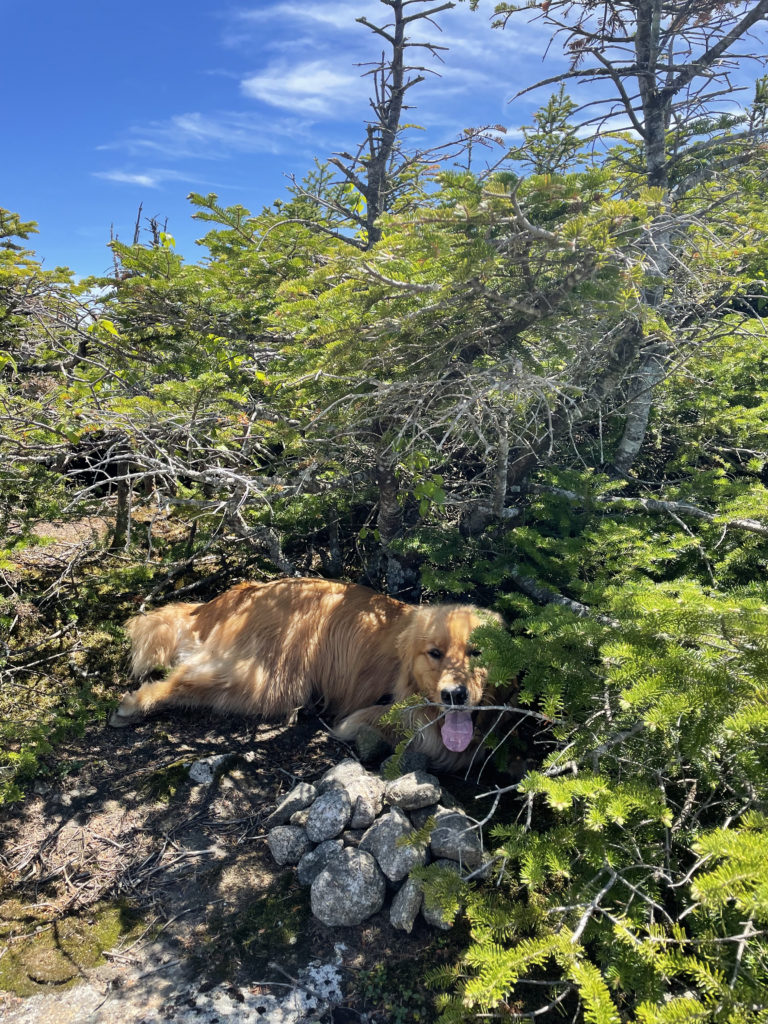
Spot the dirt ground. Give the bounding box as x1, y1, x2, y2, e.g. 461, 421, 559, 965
0, 703, 486, 1022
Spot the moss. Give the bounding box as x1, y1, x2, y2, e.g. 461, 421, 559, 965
0, 900, 145, 997
138, 760, 190, 802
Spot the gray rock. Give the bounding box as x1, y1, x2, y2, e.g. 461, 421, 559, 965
305, 787, 352, 842
389, 876, 423, 933
297, 840, 345, 886
310, 848, 386, 926
188, 753, 234, 785
317, 759, 385, 828
422, 859, 463, 930
267, 825, 312, 866
409, 803, 441, 830
359, 807, 428, 882
350, 792, 381, 829
385, 771, 442, 810
316, 758, 369, 794
265, 782, 318, 826
429, 810, 483, 868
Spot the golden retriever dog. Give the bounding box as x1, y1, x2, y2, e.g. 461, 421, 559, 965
109, 577, 501, 771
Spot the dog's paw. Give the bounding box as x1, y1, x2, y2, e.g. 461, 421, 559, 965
108, 694, 140, 728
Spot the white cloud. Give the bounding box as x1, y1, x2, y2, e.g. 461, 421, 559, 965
94, 170, 164, 188
98, 110, 318, 160
224, 2, 559, 133
236, 2, 380, 34
241, 60, 360, 115
93, 165, 222, 191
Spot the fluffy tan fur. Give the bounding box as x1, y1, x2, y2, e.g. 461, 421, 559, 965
111, 577, 498, 770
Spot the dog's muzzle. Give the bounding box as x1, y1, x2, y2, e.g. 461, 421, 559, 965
440, 684, 468, 706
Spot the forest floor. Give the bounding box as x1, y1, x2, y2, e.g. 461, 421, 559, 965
0, 702, 483, 1023
0, 515, 513, 1022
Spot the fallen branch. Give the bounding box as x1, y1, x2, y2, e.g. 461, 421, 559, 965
507, 565, 619, 627
528, 485, 768, 539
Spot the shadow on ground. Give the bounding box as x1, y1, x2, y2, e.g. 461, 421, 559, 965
0, 705, 476, 1022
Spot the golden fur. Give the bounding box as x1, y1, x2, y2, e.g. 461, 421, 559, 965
110, 577, 499, 770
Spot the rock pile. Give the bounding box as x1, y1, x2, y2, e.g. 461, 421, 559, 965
266, 759, 485, 932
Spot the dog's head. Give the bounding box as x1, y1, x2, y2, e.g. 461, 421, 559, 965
397, 604, 502, 753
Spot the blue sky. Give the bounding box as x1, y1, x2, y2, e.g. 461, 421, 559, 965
0, 1, 564, 277
2, 2, 764, 279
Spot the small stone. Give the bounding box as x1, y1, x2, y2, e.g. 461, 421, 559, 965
311, 849, 386, 926
429, 810, 483, 868
317, 759, 385, 828
68, 786, 98, 800
316, 759, 369, 794
422, 859, 463, 930
389, 877, 423, 933
359, 808, 428, 882
265, 782, 318, 826
350, 793, 380, 829
385, 771, 442, 810
267, 825, 312, 866
305, 788, 352, 843
189, 754, 233, 785
297, 840, 345, 886
290, 807, 311, 827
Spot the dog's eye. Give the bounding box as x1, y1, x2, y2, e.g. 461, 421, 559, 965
427, 648, 443, 660
468, 648, 482, 658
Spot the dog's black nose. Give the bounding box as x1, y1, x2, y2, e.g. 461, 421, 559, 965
441, 685, 468, 706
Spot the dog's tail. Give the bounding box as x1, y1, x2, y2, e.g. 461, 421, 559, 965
125, 604, 197, 679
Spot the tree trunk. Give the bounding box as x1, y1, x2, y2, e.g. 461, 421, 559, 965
610, 345, 667, 476
111, 461, 131, 551
492, 419, 510, 518
375, 458, 418, 596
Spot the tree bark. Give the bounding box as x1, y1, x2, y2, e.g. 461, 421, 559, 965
111, 461, 131, 551
375, 457, 418, 596
610, 344, 667, 476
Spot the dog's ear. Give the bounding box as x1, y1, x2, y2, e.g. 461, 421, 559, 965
395, 609, 420, 671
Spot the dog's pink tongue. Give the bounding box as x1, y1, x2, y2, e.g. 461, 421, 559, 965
441, 711, 474, 752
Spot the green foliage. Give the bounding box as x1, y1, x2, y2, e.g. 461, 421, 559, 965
414, 861, 468, 929
509, 85, 588, 175
411, 534, 768, 1021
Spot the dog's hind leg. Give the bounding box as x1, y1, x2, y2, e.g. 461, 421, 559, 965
108, 661, 220, 727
